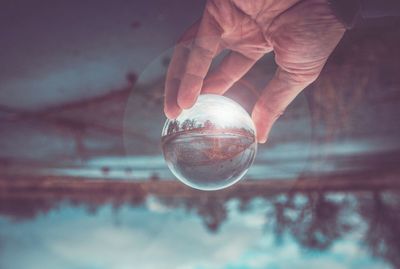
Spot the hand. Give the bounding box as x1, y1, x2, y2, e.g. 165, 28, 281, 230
164, 0, 345, 143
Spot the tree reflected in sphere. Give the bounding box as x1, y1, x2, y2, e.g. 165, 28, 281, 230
162, 94, 257, 191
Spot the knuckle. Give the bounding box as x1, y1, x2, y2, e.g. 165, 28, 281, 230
278, 65, 323, 86
255, 100, 285, 121
191, 42, 215, 59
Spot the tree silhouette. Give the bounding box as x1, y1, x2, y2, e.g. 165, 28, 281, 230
204, 120, 214, 130
166, 121, 174, 135
182, 119, 192, 131
196, 197, 227, 233
189, 119, 197, 129
359, 192, 400, 268
269, 192, 352, 250
166, 120, 180, 135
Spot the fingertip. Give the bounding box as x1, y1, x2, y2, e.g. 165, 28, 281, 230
177, 92, 198, 110
201, 78, 228, 95
164, 105, 182, 120
255, 126, 268, 144
252, 107, 269, 145
257, 136, 267, 144
177, 99, 194, 110
177, 74, 203, 109
201, 87, 221, 95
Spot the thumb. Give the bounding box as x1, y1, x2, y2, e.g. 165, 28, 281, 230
252, 67, 318, 143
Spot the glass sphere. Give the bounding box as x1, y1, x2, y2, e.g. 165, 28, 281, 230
161, 94, 257, 191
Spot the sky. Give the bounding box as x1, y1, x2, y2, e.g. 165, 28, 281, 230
0, 197, 392, 269
0, 0, 203, 110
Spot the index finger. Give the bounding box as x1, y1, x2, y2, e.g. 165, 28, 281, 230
164, 21, 200, 119
177, 11, 222, 109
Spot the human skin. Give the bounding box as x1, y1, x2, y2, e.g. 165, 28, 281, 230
164, 0, 345, 143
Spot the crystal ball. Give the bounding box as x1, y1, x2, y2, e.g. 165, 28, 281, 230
161, 94, 257, 191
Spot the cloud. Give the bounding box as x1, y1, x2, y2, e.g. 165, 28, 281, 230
0, 200, 392, 269
0, 202, 263, 269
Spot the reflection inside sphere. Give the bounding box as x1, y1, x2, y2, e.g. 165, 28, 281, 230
161, 94, 257, 191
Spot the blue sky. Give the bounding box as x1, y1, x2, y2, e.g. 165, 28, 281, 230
0, 198, 392, 269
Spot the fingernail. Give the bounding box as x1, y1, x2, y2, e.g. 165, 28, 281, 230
258, 136, 267, 144
177, 96, 196, 110
164, 108, 181, 120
